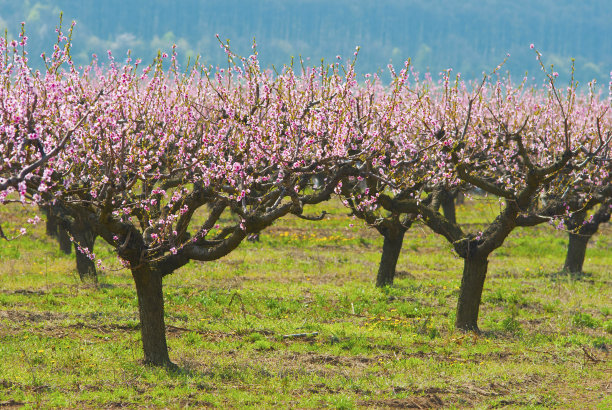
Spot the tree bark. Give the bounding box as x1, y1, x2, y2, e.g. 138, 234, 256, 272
561, 203, 610, 275
132, 265, 174, 367
563, 232, 590, 274
42, 205, 71, 254
440, 191, 457, 225
376, 227, 406, 287
73, 223, 97, 282
44, 207, 58, 238
455, 254, 489, 331
57, 225, 72, 255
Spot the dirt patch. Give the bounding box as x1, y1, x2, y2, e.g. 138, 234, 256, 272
68, 322, 140, 333
360, 394, 444, 409
177, 398, 215, 408
0, 379, 51, 394
2, 289, 46, 296
166, 325, 235, 341
0, 399, 26, 408
395, 271, 417, 280
0, 309, 68, 322
302, 352, 374, 367
307, 382, 341, 394
102, 401, 135, 408
0, 310, 141, 339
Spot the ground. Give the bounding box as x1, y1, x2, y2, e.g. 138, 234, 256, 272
0, 197, 610, 408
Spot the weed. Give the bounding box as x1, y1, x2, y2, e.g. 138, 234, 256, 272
183, 332, 200, 346
252, 340, 273, 351
592, 336, 609, 351
543, 300, 559, 313
572, 312, 600, 329
500, 317, 522, 333
329, 394, 355, 409
246, 332, 264, 342
485, 288, 507, 305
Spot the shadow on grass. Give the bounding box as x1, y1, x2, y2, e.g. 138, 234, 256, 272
548, 269, 593, 281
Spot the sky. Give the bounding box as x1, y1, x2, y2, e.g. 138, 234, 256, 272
2, 0, 611, 87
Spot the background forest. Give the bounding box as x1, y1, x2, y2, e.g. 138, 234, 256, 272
2, 0, 611, 86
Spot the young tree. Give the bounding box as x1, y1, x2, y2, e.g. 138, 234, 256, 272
560, 93, 612, 273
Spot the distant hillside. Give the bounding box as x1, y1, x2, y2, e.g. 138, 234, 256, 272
2, 0, 611, 86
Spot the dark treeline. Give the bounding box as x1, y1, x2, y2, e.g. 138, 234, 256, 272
3, 0, 611, 85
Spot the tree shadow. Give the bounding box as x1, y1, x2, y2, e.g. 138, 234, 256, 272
548, 269, 593, 281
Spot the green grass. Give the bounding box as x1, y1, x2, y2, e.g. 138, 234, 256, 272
0, 197, 610, 408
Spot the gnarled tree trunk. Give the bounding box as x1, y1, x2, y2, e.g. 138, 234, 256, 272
132, 265, 173, 367
455, 253, 489, 331
376, 226, 406, 287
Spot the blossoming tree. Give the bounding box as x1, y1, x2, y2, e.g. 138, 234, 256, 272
39, 43, 375, 366
378, 64, 611, 331
0, 22, 97, 242
335, 66, 458, 287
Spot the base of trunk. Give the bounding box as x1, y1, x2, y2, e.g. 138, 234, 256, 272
133, 266, 174, 367
563, 232, 590, 274
376, 228, 406, 287
455, 255, 489, 332
76, 251, 97, 283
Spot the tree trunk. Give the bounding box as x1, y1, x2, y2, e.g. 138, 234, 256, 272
44, 207, 58, 238
563, 232, 590, 274
132, 265, 174, 367
441, 191, 457, 225
57, 226, 72, 255
455, 254, 489, 331
73, 224, 97, 282
376, 227, 406, 287
43, 205, 71, 254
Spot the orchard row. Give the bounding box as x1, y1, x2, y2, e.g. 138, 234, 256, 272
1, 25, 610, 366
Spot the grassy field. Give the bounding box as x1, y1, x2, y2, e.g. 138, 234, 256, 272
0, 197, 610, 408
